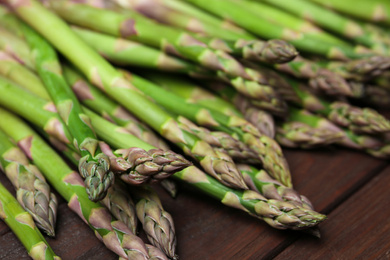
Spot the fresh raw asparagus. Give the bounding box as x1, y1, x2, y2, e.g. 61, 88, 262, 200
255, 0, 390, 54
84, 108, 327, 230
120, 69, 292, 187
160, 179, 179, 198
237, 164, 314, 210
144, 72, 276, 138
0, 107, 168, 260
0, 75, 191, 186
62, 64, 170, 150
0, 180, 60, 260
5, 0, 247, 190
308, 0, 390, 26
19, 19, 114, 202
181, 0, 373, 60
130, 185, 177, 259
0, 129, 57, 237
47, 0, 252, 80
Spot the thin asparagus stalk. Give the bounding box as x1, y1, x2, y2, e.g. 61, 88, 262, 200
5, 0, 247, 190
19, 19, 115, 202
130, 185, 177, 259
47, 0, 252, 80
82, 107, 327, 230
275, 107, 344, 149
0, 129, 57, 237
62, 64, 170, 150
0, 180, 60, 260
120, 70, 292, 186
0, 107, 168, 260
0, 75, 191, 186
144, 72, 276, 138
109, 0, 298, 63
256, 0, 390, 54
284, 108, 390, 159
237, 164, 314, 210
308, 0, 390, 26
181, 0, 374, 60
278, 74, 390, 135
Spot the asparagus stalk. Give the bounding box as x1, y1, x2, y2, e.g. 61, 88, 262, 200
81, 107, 327, 230
130, 185, 178, 259
180, 0, 374, 60
256, 0, 390, 54
275, 107, 344, 149
160, 179, 178, 198
144, 72, 276, 138
62, 64, 170, 150
308, 0, 390, 26
0, 180, 60, 260
71, 27, 287, 114
0, 129, 57, 237
19, 19, 115, 202
120, 70, 292, 186
0, 75, 191, 186
6, 0, 247, 190
237, 164, 314, 210
0, 107, 168, 260
47, 0, 252, 80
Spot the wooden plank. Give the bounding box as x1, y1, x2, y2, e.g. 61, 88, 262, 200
274, 165, 390, 260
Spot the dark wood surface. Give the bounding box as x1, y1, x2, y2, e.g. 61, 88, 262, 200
1, 118, 389, 260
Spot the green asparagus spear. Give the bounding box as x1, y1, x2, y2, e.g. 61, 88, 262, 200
0, 180, 60, 260
5, 0, 247, 190
0, 107, 168, 260
0, 129, 57, 237
19, 19, 114, 202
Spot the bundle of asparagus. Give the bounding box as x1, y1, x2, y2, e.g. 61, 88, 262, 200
0, 0, 389, 258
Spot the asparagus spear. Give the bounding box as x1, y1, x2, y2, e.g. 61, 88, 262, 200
0, 75, 191, 186
144, 72, 276, 138
79, 106, 327, 230
160, 179, 178, 198
120, 70, 292, 186
0, 107, 168, 260
308, 0, 390, 26
47, 0, 252, 80
62, 64, 170, 150
237, 164, 314, 210
71, 27, 287, 113
130, 185, 177, 260
180, 0, 373, 60
5, 0, 247, 190
256, 0, 390, 54
0, 129, 57, 237
0, 180, 60, 260
275, 107, 344, 149
19, 19, 115, 202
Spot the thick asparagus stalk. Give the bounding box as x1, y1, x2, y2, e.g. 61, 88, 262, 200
6, 0, 247, 190
130, 185, 177, 259
181, 0, 373, 60
275, 107, 344, 149
256, 0, 390, 54
71, 27, 287, 113
237, 164, 314, 210
121, 70, 292, 186
144, 72, 276, 138
62, 64, 170, 150
0, 107, 167, 260
83, 108, 327, 230
47, 0, 252, 80
0, 75, 191, 186
308, 0, 390, 26
19, 19, 114, 202
0, 129, 57, 237
0, 180, 60, 260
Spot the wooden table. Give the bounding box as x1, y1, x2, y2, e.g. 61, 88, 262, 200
1, 116, 390, 260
